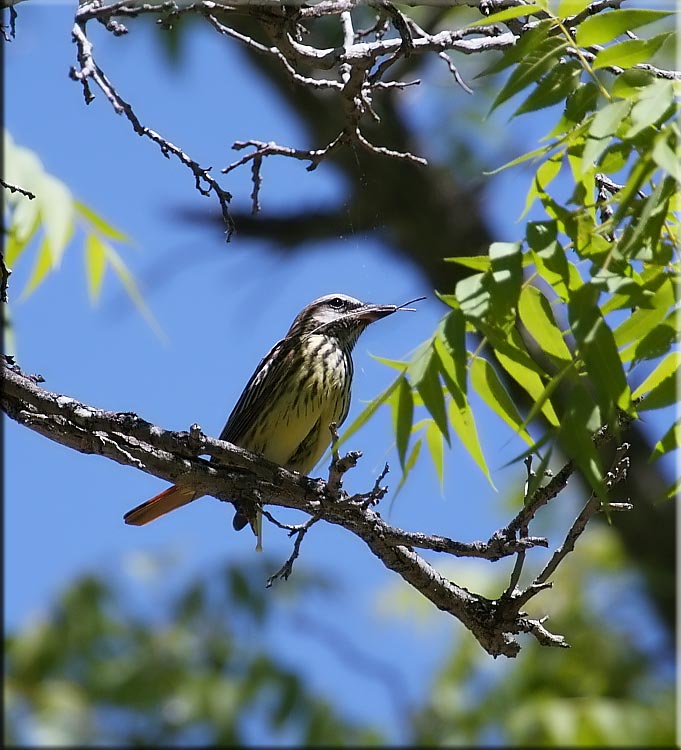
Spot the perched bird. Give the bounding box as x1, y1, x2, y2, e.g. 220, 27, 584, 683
124, 293, 422, 543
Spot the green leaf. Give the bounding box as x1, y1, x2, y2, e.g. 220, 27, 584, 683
629, 319, 678, 367
562, 81, 600, 126
610, 153, 654, 226
76, 201, 130, 242
443, 256, 491, 271
391, 437, 422, 502
490, 36, 568, 112
575, 9, 673, 46
478, 20, 554, 78
411, 347, 450, 443
39, 173, 75, 267
336, 375, 402, 449
518, 286, 572, 361
625, 81, 674, 138
84, 233, 107, 303
448, 398, 496, 489
651, 419, 680, 461
527, 220, 577, 300
592, 32, 673, 71
652, 135, 681, 182
392, 376, 413, 469
614, 278, 674, 351
20, 237, 53, 299
568, 284, 631, 416
5, 209, 40, 267
617, 175, 676, 261
519, 360, 576, 430
425, 421, 445, 491
521, 155, 563, 218
435, 308, 467, 397
468, 3, 543, 26
513, 60, 582, 117
610, 68, 657, 98
559, 383, 605, 495
632, 352, 679, 410
489, 241, 523, 322
558, 0, 592, 16
470, 356, 534, 446
371, 354, 409, 371
588, 99, 632, 140
486, 142, 554, 175
487, 327, 560, 425
455, 272, 490, 321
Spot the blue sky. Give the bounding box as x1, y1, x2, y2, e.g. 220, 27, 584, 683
4, 4, 675, 743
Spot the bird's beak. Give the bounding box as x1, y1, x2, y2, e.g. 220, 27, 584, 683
357, 296, 427, 323
357, 304, 399, 323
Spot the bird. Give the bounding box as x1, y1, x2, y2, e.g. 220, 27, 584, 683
123, 293, 423, 544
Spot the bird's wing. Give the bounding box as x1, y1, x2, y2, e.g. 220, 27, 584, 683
218, 337, 298, 445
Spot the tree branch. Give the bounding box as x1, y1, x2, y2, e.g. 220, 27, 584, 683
3, 355, 599, 657
69, 11, 236, 239
69, 0, 680, 222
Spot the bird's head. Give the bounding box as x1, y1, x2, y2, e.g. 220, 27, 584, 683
287, 293, 422, 348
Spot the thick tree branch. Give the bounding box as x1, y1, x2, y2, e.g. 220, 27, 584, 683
3, 355, 602, 657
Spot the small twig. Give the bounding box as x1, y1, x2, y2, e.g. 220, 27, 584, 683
501, 455, 535, 598
69, 18, 235, 239
223, 134, 346, 211
327, 422, 362, 498
349, 462, 389, 509
260, 506, 310, 534
353, 127, 428, 166
367, 1, 413, 83
1, 178, 36, 200
249, 155, 263, 215
1, 3, 17, 41
0, 253, 10, 304
266, 514, 320, 587
533, 444, 631, 586
438, 51, 474, 94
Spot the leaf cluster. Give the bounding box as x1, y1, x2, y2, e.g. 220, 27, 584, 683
343, 4, 678, 498
4, 559, 382, 746
3, 131, 160, 340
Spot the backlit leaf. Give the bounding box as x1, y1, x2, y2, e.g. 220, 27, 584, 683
632, 352, 679, 410
470, 356, 534, 445
393, 376, 413, 469
518, 286, 572, 361
576, 9, 673, 46
490, 36, 568, 112
425, 420, 445, 491
592, 32, 673, 71
568, 284, 631, 416
513, 60, 582, 117
84, 233, 107, 303
337, 375, 401, 449
651, 419, 680, 461
20, 237, 52, 299
412, 348, 450, 442
448, 399, 496, 488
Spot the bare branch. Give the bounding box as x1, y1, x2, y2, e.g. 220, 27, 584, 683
66, 0, 678, 221
69, 17, 236, 238
1, 178, 36, 200
534, 444, 631, 586
266, 513, 320, 587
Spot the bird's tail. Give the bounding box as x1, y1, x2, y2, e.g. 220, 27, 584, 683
124, 484, 199, 526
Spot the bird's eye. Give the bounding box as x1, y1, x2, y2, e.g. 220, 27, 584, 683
328, 297, 344, 309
